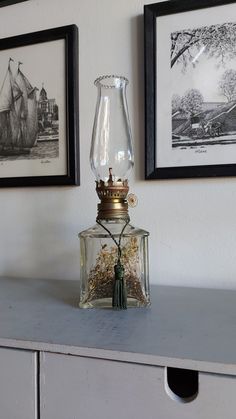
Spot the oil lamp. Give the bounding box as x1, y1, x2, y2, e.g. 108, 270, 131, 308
79, 75, 150, 309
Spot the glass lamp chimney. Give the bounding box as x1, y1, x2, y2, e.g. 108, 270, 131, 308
90, 75, 134, 182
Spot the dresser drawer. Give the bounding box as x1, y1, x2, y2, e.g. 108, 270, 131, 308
0, 347, 37, 419
40, 352, 236, 419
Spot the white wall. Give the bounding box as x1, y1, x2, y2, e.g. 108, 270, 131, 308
0, 0, 236, 289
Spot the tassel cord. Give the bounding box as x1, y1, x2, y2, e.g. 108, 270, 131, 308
96, 219, 129, 262
96, 219, 129, 309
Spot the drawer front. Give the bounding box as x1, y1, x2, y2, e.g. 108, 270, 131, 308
0, 347, 37, 419
40, 352, 236, 419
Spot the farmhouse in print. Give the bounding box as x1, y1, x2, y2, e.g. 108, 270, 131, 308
172, 100, 236, 148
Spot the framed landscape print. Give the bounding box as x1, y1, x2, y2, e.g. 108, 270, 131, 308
0, 25, 79, 187
145, 0, 236, 179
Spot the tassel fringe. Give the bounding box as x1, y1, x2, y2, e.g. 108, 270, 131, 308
112, 262, 127, 309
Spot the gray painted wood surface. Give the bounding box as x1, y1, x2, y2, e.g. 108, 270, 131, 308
0, 347, 37, 419
41, 352, 236, 419
0, 277, 235, 374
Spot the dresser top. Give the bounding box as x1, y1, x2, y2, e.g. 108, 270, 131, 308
0, 277, 235, 374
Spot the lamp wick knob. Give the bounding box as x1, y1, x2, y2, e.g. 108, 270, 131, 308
108, 167, 113, 183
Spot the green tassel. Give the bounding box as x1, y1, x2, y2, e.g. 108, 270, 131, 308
112, 262, 127, 309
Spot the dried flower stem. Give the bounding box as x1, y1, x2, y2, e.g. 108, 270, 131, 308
82, 237, 148, 306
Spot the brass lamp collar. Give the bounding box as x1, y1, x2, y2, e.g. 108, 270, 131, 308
96, 178, 130, 222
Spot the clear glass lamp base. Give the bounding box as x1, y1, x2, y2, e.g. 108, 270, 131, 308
79, 220, 150, 309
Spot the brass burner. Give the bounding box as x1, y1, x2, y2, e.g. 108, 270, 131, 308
96, 177, 130, 221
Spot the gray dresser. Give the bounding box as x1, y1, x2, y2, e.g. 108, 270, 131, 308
0, 277, 235, 418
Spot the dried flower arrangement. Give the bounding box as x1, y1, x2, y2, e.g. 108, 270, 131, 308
82, 237, 148, 305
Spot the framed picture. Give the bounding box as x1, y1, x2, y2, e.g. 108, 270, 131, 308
0, 25, 79, 187
145, 0, 236, 179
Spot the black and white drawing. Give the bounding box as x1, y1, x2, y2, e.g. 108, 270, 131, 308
0, 58, 59, 162
171, 22, 236, 153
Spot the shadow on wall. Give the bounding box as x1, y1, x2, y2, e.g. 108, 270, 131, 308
130, 15, 145, 181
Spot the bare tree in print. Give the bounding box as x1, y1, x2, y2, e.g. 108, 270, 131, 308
180, 89, 204, 115
172, 94, 182, 116
171, 23, 236, 70
219, 69, 236, 102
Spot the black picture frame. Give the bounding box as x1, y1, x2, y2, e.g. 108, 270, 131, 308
0, 25, 79, 187
144, 0, 236, 180
0, 0, 28, 6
